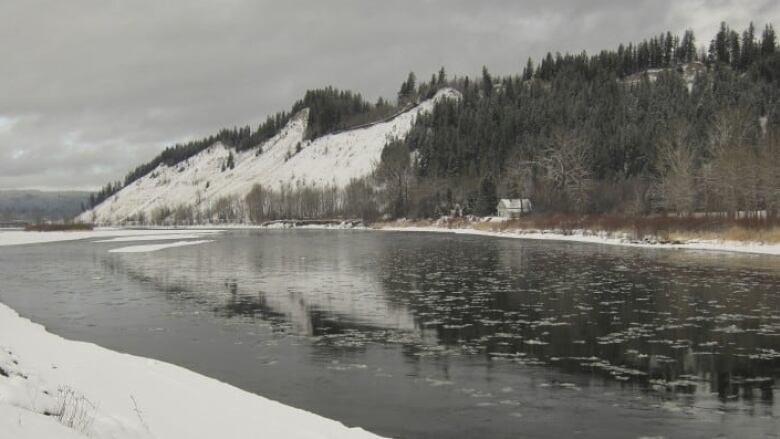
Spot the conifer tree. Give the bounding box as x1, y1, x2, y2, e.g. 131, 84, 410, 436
762, 24, 777, 56
728, 30, 741, 69
741, 23, 756, 69
710, 22, 730, 64
475, 175, 497, 216
522, 58, 534, 80
481, 66, 493, 96
678, 30, 697, 63
398, 72, 417, 105
437, 67, 447, 84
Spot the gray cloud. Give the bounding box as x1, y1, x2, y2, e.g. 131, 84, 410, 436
1, 0, 777, 190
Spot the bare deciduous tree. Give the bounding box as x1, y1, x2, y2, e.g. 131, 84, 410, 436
376, 139, 413, 217
536, 130, 592, 212
655, 121, 697, 214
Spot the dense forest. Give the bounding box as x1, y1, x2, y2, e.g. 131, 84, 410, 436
90, 22, 780, 224
390, 22, 780, 219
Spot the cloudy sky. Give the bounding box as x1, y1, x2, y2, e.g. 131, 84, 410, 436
1, 0, 777, 190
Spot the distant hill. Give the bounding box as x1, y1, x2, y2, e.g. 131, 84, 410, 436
0, 190, 91, 222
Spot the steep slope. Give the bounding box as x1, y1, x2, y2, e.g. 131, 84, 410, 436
81, 88, 459, 224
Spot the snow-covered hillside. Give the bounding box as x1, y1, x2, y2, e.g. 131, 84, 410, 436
81, 88, 460, 225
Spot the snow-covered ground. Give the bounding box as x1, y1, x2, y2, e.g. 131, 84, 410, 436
79, 88, 460, 225
0, 229, 222, 247
0, 302, 386, 439
376, 224, 780, 256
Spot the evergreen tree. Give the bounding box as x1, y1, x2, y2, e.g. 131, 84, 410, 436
728, 29, 741, 69
678, 30, 697, 63
398, 72, 417, 105
538, 52, 555, 80
522, 57, 534, 80
664, 31, 675, 66
437, 67, 447, 84
475, 175, 497, 216
481, 66, 493, 96
741, 22, 756, 69
710, 22, 730, 64
762, 24, 777, 56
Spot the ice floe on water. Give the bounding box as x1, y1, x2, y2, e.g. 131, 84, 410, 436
108, 240, 215, 253
93, 233, 215, 242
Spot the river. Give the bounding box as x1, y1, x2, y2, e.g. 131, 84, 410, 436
0, 229, 778, 438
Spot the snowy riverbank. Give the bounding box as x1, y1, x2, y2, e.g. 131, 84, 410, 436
0, 302, 385, 439
375, 224, 780, 256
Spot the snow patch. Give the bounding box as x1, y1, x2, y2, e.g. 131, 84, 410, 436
0, 229, 223, 247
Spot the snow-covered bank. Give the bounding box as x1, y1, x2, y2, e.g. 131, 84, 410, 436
0, 229, 223, 247
375, 224, 780, 256
0, 303, 386, 439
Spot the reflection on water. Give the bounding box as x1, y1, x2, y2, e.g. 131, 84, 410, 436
1, 229, 778, 438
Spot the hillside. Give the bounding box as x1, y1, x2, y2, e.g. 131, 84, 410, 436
82, 21, 780, 225
80, 88, 459, 224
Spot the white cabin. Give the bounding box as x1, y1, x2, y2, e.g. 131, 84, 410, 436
496, 198, 533, 218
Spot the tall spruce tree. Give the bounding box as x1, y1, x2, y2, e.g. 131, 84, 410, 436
762, 24, 777, 56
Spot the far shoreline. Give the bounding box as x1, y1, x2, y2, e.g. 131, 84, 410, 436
4, 221, 780, 257
371, 223, 780, 256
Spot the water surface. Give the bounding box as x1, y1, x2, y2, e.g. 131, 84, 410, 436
0, 230, 778, 438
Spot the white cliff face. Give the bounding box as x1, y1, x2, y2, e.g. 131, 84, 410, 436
80, 88, 460, 225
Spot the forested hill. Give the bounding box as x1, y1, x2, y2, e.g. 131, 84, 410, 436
393, 21, 780, 218
86, 21, 780, 224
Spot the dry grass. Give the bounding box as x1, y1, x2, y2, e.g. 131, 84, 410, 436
670, 225, 780, 243
24, 223, 94, 232
378, 218, 438, 228
376, 214, 780, 243
46, 386, 96, 434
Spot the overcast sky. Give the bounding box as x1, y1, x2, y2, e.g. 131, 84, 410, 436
1, 0, 778, 191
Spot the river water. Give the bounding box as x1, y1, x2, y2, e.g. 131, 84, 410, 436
0, 229, 778, 438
